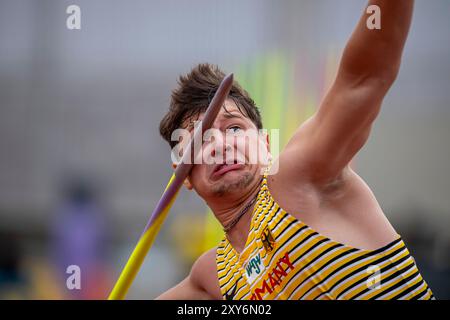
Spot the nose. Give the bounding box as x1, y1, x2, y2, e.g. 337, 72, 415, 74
210, 132, 232, 160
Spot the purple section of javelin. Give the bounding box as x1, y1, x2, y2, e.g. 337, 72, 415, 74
142, 171, 186, 234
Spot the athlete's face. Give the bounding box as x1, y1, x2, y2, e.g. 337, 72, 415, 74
176, 100, 269, 199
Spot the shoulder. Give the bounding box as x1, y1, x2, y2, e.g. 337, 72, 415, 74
191, 247, 217, 274
156, 247, 221, 300
190, 247, 222, 300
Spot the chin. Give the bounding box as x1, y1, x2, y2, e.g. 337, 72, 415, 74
210, 171, 254, 197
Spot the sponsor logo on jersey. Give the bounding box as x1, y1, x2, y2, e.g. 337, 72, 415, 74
244, 252, 265, 284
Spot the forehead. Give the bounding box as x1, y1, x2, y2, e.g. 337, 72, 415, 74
185, 99, 250, 129
204, 99, 242, 119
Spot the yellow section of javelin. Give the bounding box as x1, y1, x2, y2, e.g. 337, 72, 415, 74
108, 173, 178, 300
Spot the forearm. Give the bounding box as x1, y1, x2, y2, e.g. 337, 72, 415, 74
286, 1, 414, 183
339, 0, 414, 82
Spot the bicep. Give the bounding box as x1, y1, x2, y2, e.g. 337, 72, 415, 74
279, 78, 385, 184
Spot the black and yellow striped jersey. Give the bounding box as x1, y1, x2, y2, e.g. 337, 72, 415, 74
216, 172, 435, 300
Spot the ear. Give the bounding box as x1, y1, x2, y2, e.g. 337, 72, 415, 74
183, 177, 193, 190
172, 163, 193, 190
263, 131, 273, 164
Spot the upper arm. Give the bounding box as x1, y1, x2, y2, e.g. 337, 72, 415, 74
155, 274, 211, 300
276, 75, 390, 186
271, 0, 412, 186
156, 247, 220, 300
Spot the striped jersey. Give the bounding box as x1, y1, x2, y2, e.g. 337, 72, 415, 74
216, 172, 435, 300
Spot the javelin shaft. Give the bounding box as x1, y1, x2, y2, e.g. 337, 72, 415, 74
108, 73, 234, 300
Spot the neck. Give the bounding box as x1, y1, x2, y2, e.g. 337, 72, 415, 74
206, 176, 262, 253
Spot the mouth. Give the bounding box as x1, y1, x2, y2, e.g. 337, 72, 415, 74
212, 161, 245, 179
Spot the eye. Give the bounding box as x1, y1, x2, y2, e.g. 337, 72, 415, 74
228, 125, 242, 134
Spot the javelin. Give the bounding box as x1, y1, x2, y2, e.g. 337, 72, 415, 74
108, 73, 234, 300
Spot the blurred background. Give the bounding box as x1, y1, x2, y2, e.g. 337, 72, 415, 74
0, 0, 449, 299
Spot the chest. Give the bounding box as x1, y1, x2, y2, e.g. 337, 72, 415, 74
267, 172, 391, 250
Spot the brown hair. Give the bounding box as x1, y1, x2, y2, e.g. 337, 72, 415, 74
159, 63, 262, 148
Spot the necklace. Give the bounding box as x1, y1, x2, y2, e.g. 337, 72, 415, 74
223, 194, 258, 233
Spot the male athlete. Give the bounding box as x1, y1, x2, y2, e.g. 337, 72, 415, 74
156, 0, 435, 300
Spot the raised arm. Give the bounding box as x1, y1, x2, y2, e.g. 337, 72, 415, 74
339, 0, 414, 84
277, 0, 414, 186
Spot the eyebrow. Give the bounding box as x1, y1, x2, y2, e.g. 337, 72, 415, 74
186, 112, 243, 130
221, 112, 244, 120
